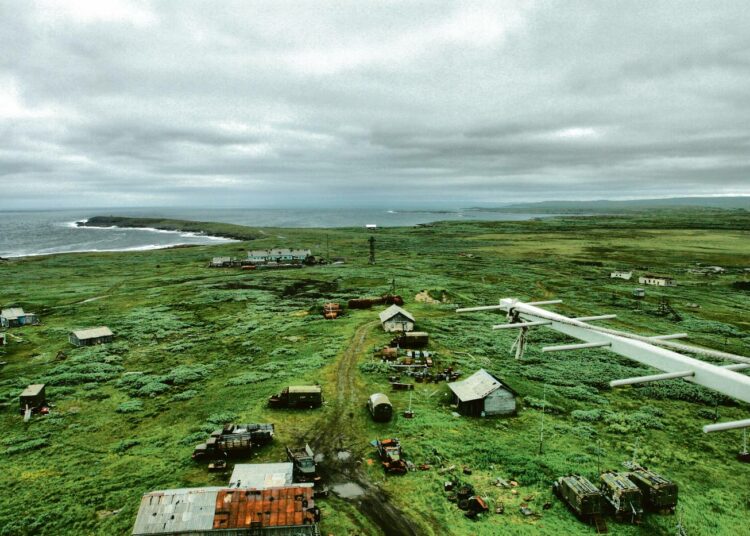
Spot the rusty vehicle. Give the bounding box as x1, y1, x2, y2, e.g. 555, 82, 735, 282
463, 496, 489, 519
626, 466, 678, 513
268, 385, 322, 409
211, 423, 275, 446
348, 294, 404, 310
600, 471, 643, 523
553, 475, 606, 524
379, 347, 399, 361
390, 382, 414, 391
322, 302, 341, 319
367, 393, 393, 422
192, 435, 253, 461
376, 438, 407, 474
286, 443, 320, 483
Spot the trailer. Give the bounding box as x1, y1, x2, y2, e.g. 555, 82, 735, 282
367, 393, 393, 422
286, 444, 320, 483
600, 471, 643, 523
627, 466, 678, 513
376, 438, 407, 474
268, 385, 322, 409
553, 475, 606, 528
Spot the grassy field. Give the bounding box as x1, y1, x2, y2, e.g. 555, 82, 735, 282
1, 210, 749, 535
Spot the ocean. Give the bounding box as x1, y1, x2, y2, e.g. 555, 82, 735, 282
0, 208, 550, 258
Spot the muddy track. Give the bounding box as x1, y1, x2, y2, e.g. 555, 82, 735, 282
306, 321, 420, 536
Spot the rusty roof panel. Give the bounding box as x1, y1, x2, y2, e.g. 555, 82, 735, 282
213, 487, 315, 529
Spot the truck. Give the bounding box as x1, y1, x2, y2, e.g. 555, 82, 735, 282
192, 435, 253, 461
553, 475, 606, 523
626, 466, 678, 513
212, 423, 275, 446
367, 393, 393, 422
286, 444, 320, 483
376, 438, 408, 474
600, 471, 643, 523
268, 385, 322, 409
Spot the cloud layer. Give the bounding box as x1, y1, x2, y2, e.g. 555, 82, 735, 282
1, 0, 749, 208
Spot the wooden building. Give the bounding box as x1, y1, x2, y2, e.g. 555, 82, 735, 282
70, 326, 114, 347
378, 305, 415, 333
638, 275, 676, 287
448, 369, 517, 417
132, 485, 319, 535
247, 249, 312, 264
1, 308, 39, 328
20, 384, 46, 413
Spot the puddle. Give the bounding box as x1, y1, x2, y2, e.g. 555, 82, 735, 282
332, 482, 365, 498
336, 450, 351, 461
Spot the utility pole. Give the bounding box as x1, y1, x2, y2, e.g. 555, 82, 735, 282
539, 384, 546, 455
326, 234, 330, 262
368, 236, 376, 265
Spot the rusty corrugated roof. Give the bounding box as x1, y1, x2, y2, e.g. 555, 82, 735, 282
213, 487, 315, 529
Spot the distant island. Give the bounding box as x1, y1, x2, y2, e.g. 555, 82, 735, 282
465, 195, 750, 214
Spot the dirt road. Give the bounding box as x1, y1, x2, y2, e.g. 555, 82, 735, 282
306, 320, 420, 536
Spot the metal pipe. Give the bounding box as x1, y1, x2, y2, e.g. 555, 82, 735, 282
492, 320, 551, 330
723, 363, 750, 371
542, 341, 611, 353
575, 314, 617, 322
456, 304, 505, 313
649, 333, 688, 340
610, 370, 694, 387
703, 419, 750, 433
526, 299, 563, 306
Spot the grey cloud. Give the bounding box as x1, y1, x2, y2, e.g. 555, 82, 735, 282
0, 0, 749, 209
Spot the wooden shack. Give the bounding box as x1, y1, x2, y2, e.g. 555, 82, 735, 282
69, 326, 113, 347
20, 384, 46, 413
398, 331, 429, 349
447, 369, 517, 417
1, 308, 39, 328
378, 305, 415, 333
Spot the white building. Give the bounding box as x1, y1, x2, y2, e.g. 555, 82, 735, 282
247, 249, 311, 264
610, 271, 633, 280
638, 274, 676, 287
378, 305, 415, 333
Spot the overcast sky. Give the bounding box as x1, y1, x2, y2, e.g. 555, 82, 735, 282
1, 0, 749, 209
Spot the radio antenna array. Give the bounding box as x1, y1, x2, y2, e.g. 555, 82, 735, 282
457, 298, 750, 433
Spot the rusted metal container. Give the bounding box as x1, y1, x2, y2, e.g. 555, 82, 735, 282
553, 475, 605, 521
627, 467, 677, 513
600, 471, 643, 523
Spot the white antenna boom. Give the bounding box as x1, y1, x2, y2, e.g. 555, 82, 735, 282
458, 298, 750, 431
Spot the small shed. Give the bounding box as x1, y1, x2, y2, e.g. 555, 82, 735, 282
379, 305, 415, 333
70, 326, 114, 347
229, 463, 296, 489
1, 308, 39, 328
448, 369, 517, 417
399, 331, 429, 349
611, 271, 633, 280
20, 384, 46, 413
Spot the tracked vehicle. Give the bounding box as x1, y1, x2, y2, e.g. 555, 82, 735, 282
600, 471, 643, 523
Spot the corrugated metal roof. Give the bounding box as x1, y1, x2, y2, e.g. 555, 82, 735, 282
404, 331, 428, 337
448, 369, 509, 402
248, 249, 311, 257
229, 463, 294, 489
213, 487, 316, 530
378, 305, 415, 323
20, 384, 45, 397
132, 487, 222, 535
72, 326, 113, 340
1, 308, 24, 320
